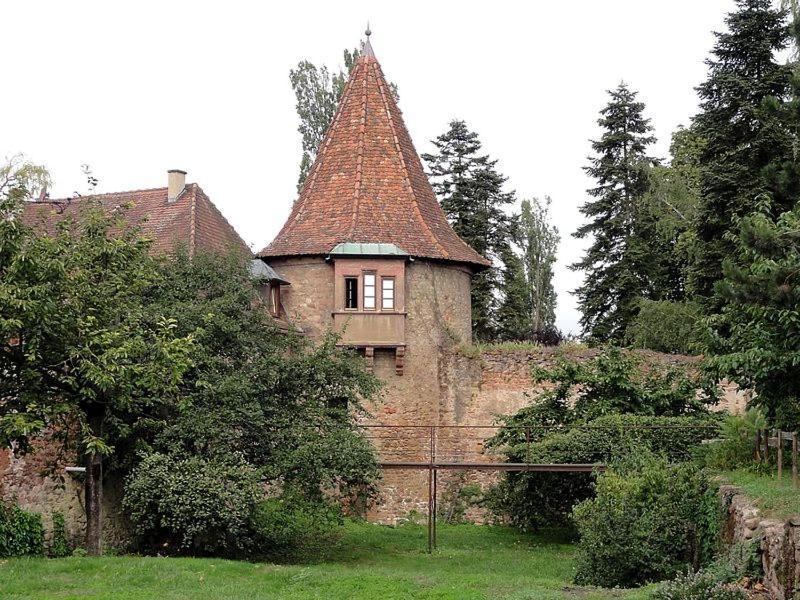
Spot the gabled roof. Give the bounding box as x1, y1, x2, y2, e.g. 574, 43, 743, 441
20, 183, 251, 257
257, 45, 490, 269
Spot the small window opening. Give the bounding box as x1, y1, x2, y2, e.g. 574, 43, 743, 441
345, 277, 359, 309
363, 273, 376, 310
382, 277, 395, 310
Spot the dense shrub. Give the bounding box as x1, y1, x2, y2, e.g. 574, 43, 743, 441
49, 512, 70, 558
652, 540, 760, 600
0, 503, 44, 557
700, 408, 766, 471
572, 453, 720, 588
626, 299, 703, 355
651, 571, 747, 600
123, 452, 262, 556
250, 489, 344, 560
486, 414, 719, 530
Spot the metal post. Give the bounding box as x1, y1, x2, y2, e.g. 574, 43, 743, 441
793, 432, 798, 488
432, 468, 438, 550
427, 426, 433, 554
778, 429, 783, 480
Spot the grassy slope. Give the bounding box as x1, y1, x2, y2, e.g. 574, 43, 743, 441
720, 469, 800, 519
0, 522, 650, 600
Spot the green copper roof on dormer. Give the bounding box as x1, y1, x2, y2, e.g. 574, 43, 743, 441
328, 242, 409, 257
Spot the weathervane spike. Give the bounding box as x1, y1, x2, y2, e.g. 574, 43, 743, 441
362, 21, 375, 58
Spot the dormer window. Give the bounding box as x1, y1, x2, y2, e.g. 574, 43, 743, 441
345, 277, 358, 309
363, 272, 376, 310
382, 277, 395, 310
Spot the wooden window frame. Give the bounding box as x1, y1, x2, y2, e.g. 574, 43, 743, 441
362, 271, 377, 311
381, 276, 395, 311
344, 276, 359, 310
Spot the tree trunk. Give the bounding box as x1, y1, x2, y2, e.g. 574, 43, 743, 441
85, 450, 103, 556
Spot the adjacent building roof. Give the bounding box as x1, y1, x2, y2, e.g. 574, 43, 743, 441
249, 259, 290, 284
257, 43, 490, 269
20, 183, 250, 257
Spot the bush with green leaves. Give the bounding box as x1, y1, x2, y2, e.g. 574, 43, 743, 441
49, 512, 70, 558
486, 348, 719, 531
651, 540, 760, 600
700, 408, 766, 471
0, 502, 44, 557
626, 300, 703, 355
123, 452, 263, 556
486, 413, 719, 530
250, 489, 344, 560
651, 571, 747, 600
572, 452, 720, 588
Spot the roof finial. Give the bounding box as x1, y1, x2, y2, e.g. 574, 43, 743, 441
362, 22, 375, 58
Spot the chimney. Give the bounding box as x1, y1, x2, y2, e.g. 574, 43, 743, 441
167, 169, 187, 202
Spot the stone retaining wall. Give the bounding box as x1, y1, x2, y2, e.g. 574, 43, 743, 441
720, 484, 800, 599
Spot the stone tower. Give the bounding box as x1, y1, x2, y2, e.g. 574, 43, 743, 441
257, 33, 488, 519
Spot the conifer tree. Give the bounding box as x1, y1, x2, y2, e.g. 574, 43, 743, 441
689, 0, 792, 304
423, 120, 517, 340
496, 248, 532, 341
571, 84, 657, 343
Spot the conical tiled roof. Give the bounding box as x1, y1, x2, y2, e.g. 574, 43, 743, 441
258, 45, 489, 268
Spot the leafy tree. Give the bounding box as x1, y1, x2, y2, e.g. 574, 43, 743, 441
519, 196, 559, 334
571, 83, 657, 343
0, 171, 195, 555
689, 0, 792, 305
625, 299, 703, 354
133, 250, 382, 504
638, 126, 706, 302
423, 120, 517, 340
290, 47, 398, 188
705, 201, 800, 430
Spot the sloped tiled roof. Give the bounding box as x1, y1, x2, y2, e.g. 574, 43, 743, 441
257, 48, 490, 269
20, 183, 250, 257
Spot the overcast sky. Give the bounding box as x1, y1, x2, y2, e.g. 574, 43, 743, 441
2, 0, 739, 334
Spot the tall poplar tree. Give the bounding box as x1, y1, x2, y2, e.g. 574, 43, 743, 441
423, 120, 517, 340
689, 0, 792, 305
520, 196, 559, 334
571, 84, 657, 343
290, 48, 398, 189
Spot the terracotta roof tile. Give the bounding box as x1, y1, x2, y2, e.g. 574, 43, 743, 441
257, 53, 489, 268
20, 184, 250, 257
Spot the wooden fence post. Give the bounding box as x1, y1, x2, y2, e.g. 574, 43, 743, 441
793, 432, 798, 488
777, 429, 783, 480
764, 428, 770, 464
755, 429, 762, 463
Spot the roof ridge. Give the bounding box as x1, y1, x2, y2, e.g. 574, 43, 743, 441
348, 60, 369, 238
373, 61, 449, 259
44, 185, 169, 203
279, 58, 359, 237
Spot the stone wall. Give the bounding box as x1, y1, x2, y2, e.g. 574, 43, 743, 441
719, 484, 800, 600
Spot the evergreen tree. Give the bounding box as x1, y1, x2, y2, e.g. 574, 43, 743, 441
571, 84, 657, 343
290, 48, 397, 189
689, 0, 792, 304
520, 197, 559, 334
496, 247, 531, 341
423, 120, 517, 340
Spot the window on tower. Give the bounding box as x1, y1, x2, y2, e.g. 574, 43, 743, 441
382, 277, 395, 310
363, 272, 376, 309
345, 277, 358, 309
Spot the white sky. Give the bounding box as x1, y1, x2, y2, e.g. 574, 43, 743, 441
2, 0, 738, 335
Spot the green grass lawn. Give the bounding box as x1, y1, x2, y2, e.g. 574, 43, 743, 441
0, 522, 651, 600
719, 468, 800, 519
